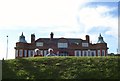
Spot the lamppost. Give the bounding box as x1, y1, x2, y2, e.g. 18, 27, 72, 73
6, 35, 8, 60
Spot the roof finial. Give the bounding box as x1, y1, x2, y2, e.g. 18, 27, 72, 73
97, 33, 106, 43
21, 32, 24, 36
19, 32, 27, 43
99, 33, 101, 37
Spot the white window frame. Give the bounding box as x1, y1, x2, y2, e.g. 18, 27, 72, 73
19, 49, 23, 57
75, 51, 79, 56
82, 43, 89, 47
102, 50, 105, 56
31, 50, 34, 56
15, 50, 18, 57
82, 51, 88, 56
88, 50, 91, 56
28, 50, 31, 57
59, 52, 68, 56
36, 42, 43, 46
75, 50, 81, 56
98, 50, 101, 56
58, 43, 68, 48
39, 50, 43, 56
91, 51, 96, 56
82, 51, 84, 56
44, 50, 47, 56
24, 50, 27, 57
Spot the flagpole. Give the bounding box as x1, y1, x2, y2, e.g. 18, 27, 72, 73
6, 35, 8, 60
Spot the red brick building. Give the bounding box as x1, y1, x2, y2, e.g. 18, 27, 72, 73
14, 32, 108, 58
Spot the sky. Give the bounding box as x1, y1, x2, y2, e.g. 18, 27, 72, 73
0, 0, 119, 59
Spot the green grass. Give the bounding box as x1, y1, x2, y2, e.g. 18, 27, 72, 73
2, 56, 120, 79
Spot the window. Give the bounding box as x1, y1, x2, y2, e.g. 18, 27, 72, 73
82, 51, 88, 56
98, 50, 101, 56
91, 52, 94, 56
58, 43, 68, 48
44, 50, 47, 56
24, 50, 27, 57
36, 42, 43, 46
39, 50, 43, 56
15, 50, 18, 57
19, 49, 23, 57
91, 51, 96, 56
84, 51, 87, 56
102, 50, 105, 56
82, 51, 84, 56
28, 50, 34, 57
31, 50, 34, 56
75, 50, 81, 56
88, 50, 91, 56
82, 43, 89, 47
28, 50, 31, 57
59, 52, 68, 56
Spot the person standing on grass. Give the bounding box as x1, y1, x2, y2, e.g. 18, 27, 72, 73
46, 48, 56, 56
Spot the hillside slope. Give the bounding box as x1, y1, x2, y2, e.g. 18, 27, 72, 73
2, 56, 120, 80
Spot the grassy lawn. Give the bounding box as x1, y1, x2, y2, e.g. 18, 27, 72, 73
2, 56, 120, 80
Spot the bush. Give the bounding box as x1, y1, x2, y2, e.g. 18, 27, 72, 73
2, 56, 120, 80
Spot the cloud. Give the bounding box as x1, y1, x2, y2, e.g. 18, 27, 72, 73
0, 0, 90, 30
0, 1, 117, 38
0, 1, 119, 59
77, 3, 118, 38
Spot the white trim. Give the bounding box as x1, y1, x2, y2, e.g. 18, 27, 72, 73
44, 50, 47, 56
98, 50, 100, 56
58, 43, 68, 48
15, 50, 18, 57
24, 50, 27, 57
82, 43, 89, 47
19, 49, 23, 57
74, 50, 81, 56
36, 42, 43, 46
102, 50, 105, 56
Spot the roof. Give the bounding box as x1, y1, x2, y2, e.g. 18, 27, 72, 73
35, 38, 85, 44
19, 32, 27, 43
97, 34, 106, 43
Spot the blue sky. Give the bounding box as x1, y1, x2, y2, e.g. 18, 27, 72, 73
0, 0, 119, 59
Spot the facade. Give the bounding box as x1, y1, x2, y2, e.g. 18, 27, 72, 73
14, 32, 108, 58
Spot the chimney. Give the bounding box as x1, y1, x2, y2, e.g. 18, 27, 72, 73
50, 32, 54, 39
31, 34, 35, 43
86, 35, 90, 43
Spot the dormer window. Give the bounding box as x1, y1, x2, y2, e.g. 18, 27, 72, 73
58, 43, 68, 48
36, 42, 43, 46
82, 43, 89, 47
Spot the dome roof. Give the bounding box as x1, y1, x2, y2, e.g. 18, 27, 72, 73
97, 34, 106, 43
19, 32, 27, 43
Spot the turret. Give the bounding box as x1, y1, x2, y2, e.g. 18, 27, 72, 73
19, 32, 27, 43
97, 34, 106, 43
